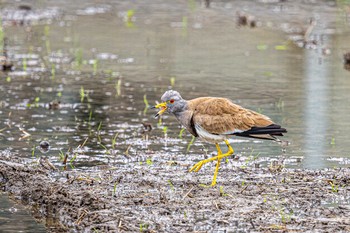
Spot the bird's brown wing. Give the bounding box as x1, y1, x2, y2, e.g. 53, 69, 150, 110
189, 97, 273, 135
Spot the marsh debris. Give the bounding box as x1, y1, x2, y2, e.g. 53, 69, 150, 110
1, 153, 349, 232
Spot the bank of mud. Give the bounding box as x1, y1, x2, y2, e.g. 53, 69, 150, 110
1, 153, 349, 232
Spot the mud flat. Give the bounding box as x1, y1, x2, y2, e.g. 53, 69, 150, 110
1, 152, 349, 232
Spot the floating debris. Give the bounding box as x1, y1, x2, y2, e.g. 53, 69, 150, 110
344, 52, 350, 71
38, 141, 50, 153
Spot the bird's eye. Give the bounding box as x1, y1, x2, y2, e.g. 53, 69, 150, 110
169, 99, 175, 104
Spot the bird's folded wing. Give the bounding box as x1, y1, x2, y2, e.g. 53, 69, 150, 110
191, 98, 273, 135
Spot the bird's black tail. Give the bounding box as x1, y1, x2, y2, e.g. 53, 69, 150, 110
233, 124, 287, 140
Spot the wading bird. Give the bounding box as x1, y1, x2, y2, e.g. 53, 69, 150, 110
153, 90, 287, 186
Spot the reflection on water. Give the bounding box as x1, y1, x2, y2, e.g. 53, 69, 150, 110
1, 0, 350, 230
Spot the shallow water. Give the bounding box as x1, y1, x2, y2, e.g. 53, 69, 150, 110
0, 193, 46, 232
1, 0, 350, 231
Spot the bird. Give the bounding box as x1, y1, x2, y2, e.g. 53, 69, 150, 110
152, 90, 287, 186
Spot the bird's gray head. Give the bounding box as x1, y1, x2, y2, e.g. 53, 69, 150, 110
153, 90, 187, 117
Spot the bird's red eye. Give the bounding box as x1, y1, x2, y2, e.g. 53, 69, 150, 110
169, 99, 175, 104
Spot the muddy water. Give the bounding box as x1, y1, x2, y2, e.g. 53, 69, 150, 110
1, 0, 350, 231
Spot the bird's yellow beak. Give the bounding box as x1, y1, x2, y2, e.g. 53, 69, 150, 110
152, 102, 167, 118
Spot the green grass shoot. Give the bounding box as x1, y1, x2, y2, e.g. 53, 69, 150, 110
44, 25, 51, 54
69, 153, 77, 169
51, 64, 56, 80
115, 79, 121, 97
126, 10, 135, 28
31, 145, 36, 157
23, 57, 27, 71
179, 128, 186, 139
58, 150, 65, 161
97, 121, 103, 131
186, 135, 196, 153
162, 126, 168, 137
113, 182, 118, 196
75, 48, 83, 68
112, 132, 118, 149
170, 77, 175, 86
143, 94, 149, 115
168, 179, 175, 191
80, 86, 85, 102
92, 59, 98, 75
146, 158, 153, 165
6, 76, 11, 82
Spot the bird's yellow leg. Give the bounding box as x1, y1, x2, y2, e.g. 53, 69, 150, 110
190, 143, 222, 172
189, 140, 234, 174
211, 140, 234, 186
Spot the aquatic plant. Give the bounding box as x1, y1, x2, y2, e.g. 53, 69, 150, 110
112, 132, 118, 149
162, 126, 168, 138
115, 79, 121, 97
44, 25, 51, 54
146, 158, 153, 165
51, 64, 56, 80
112, 182, 118, 197
168, 179, 175, 191
170, 77, 176, 87
186, 135, 196, 153
22, 57, 27, 71
143, 94, 149, 115
58, 150, 65, 161
92, 59, 98, 75
80, 86, 85, 102
74, 48, 83, 68
178, 128, 186, 139
328, 180, 339, 193
69, 153, 77, 169
31, 145, 36, 158
125, 10, 135, 28
139, 223, 149, 232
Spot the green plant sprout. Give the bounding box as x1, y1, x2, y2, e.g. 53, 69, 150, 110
58, 150, 65, 161
92, 59, 98, 75
112, 132, 118, 149
170, 77, 176, 87
31, 145, 36, 157
22, 57, 27, 71
329, 180, 339, 193
69, 153, 77, 169
75, 48, 83, 68
80, 86, 85, 102
115, 79, 121, 97
186, 136, 196, 153
146, 158, 153, 165
168, 179, 175, 191
113, 182, 118, 197
179, 128, 186, 139
162, 126, 168, 138
51, 64, 56, 80
126, 10, 135, 28
143, 94, 149, 115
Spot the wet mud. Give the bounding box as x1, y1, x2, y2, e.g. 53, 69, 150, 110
1, 153, 349, 232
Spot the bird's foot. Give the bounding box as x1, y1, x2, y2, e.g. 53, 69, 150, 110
189, 159, 210, 172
